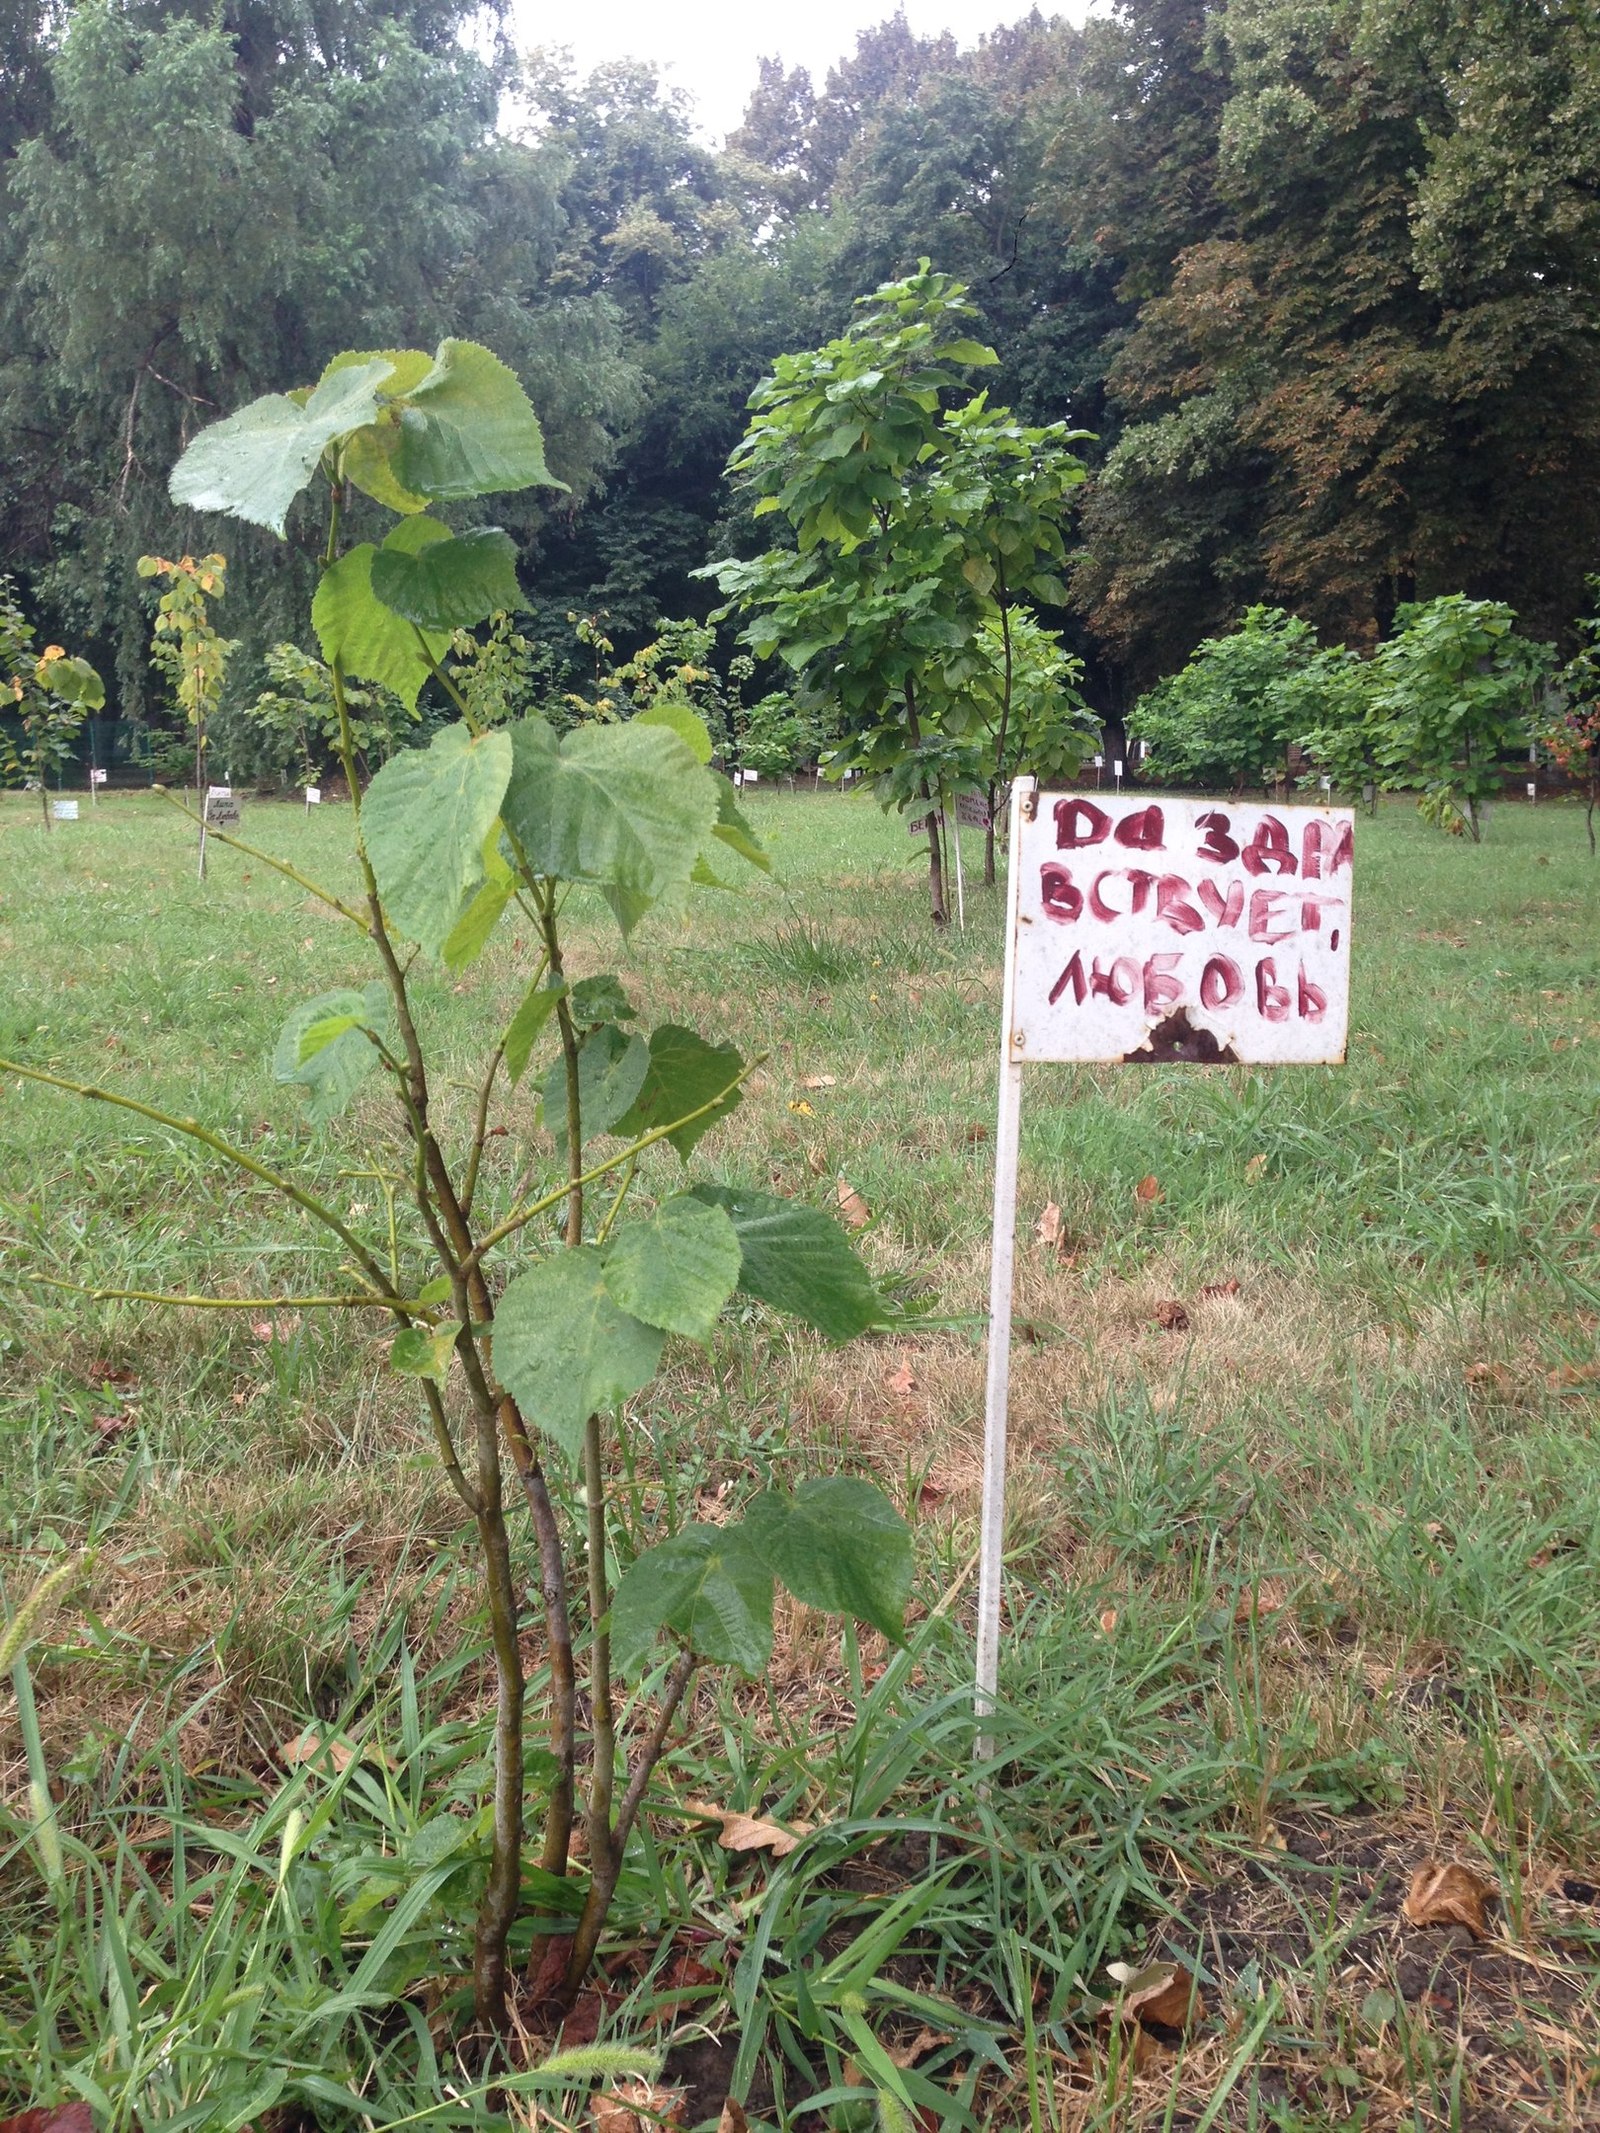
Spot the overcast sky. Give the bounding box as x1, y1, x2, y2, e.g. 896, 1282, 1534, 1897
513, 0, 1100, 143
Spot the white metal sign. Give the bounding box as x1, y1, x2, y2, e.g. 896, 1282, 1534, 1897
52, 798, 79, 821
1010, 790, 1353, 1067
976, 782, 1354, 1743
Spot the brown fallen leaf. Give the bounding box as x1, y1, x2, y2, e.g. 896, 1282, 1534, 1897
884, 1359, 919, 1399
799, 1073, 837, 1090
0, 2109, 96, 2133
964, 1121, 989, 1144
1199, 1277, 1241, 1300
92, 1410, 137, 1444
279, 1727, 382, 1775
836, 1177, 871, 1229
717, 2104, 749, 2133
85, 1358, 138, 1389
1465, 1360, 1519, 1398
593, 2081, 686, 2133
915, 1473, 949, 1512
1134, 1175, 1163, 1205
885, 2025, 950, 2069
677, 1799, 813, 1858
1105, 1958, 1205, 2031
1234, 1578, 1289, 1624
788, 1098, 814, 1117
1547, 1361, 1600, 1389
1153, 1299, 1190, 1331
1097, 1608, 1119, 1636
1244, 1153, 1268, 1183
1035, 1200, 1065, 1251
1402, 1860, 1495, 1939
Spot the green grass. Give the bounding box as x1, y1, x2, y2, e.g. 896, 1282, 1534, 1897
1, 786, 1598, 2129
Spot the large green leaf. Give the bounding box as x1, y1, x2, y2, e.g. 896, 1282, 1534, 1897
538, 1024, 650, 1156
742, 1479, 912, 1641
323, 349, 435, 514
612, 1025, 743, 1159
46, 655, 105, 710
636, 701, 712, 763
272, 981, 392, 1124
502, 717, 718, 917
492, 1247, 664, 1462
602, 1195, 741, 1342
391, 340, 566, 502
688, 1184, 884, 1341
311, 525, 450, 711
710, 773, 770, 873
360, 723, 513, 955
610, 1523, 773, 1674
440, 833, 514, 971
370, 524, 523, 632
503, 979, 566, 1087
170, 358, 394, 534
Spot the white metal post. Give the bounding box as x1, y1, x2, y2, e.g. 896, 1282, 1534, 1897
975, 775, 1031, 1753
945, 806, 966, 932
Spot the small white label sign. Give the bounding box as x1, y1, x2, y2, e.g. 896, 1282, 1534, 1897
306, 786, 322, 805
1008, 792, 1353, 1065
52, 798, 79, 821
89, 767, 107, 785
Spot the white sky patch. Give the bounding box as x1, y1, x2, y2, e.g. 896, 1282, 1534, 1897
510, 0, 1100, 144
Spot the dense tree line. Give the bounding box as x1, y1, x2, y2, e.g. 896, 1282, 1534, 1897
3, 0, 1598, 730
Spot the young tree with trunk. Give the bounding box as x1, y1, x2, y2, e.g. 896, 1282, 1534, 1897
2, 338, 908, 2043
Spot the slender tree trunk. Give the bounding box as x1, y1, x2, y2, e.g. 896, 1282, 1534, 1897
926, 811, 948, 926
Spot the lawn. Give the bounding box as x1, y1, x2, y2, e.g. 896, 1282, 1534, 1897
2, 784, 1598, 2130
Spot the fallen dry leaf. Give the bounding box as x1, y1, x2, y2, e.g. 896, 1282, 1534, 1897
1199, 1277, 1241, 1300
677, 1799, 813, 1858
1097, 1608, 1119, 1636
85, 1358, 138, 1388
592, 2081, 686, 2133
92, 1410, 137, 1444
1234, 1578, 1289, 1624
1133, 1175, 1163, 1205
717, 2104, 749, 2133
1035, 1200, 1065, 1250
788, 1098, 814, 1117
884, 2025, 950, 2069
1104, 1958, 1204, 2031
1402, 1860, 1495, 1939
0, 2108, 96, 2133
1244, 1153, 1268, 1182
836, 1177, 871, 1229
964, 1121, 989, 1144
884, 1358, 919, 1399
1153, 1299, 1190, 1331
1465, 1360, 1519, 1398
279, 1727, 380, 1775
915, 1473, 949, 1512
799, 1073, 836, 1090
1548, 1361, 1600, 1389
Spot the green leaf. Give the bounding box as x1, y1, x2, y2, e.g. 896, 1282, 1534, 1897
688, 1184, 883, 1341
568, 974, 635, 1025
636, 701, 712, 764
311, 530, 450, 711
503, 979, 566, 1086
602, 1195, 741, 1342
272, 982, 392, 1124
370, 524, 523, 632
361, 723, 513, 956
502, 717, 718, 917
492, 1247, 664, 1462
46, 656, 105, 710
324, 349, 435, 514
935, 337, 1000, 367
538, 1024, 650, 1155
391, 340, 567, 502
391, 1321, 460, 1382
441, 833, 514, 972
710, 774, 770, 873
170, 358, 395, 534
610, 1523, 773, 1674
612, 1026, 744, 1159
415, 1276, 455, 1306
742, 1479, 912, 1641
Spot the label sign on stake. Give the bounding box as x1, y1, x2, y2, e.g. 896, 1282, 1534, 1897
204, 788, 242, 831
52, 798, 79, 821
975, 782, 1353, 1749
